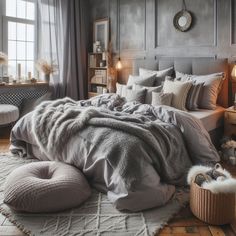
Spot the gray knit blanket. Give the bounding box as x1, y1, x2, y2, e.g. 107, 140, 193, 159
28, 94, 219, 189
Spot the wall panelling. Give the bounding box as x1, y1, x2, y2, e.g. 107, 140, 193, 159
89, 0, 236, 82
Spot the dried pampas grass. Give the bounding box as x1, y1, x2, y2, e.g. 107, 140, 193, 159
35, 59, 58, 75
0, 52, 8, 65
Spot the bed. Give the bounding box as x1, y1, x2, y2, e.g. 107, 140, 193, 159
132, 57, 229, 147
9, 58, 227, 212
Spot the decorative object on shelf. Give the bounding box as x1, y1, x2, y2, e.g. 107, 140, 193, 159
94, 18, 109, 51
30, 78, 37, 83
2, 76, 9, 83
100, 52, 107, 67
35, 59, 58, 83
96, 86, 103, 94
100, 61, 106, 67
0, 52, 8, 83
173, 0, 192, 32
102, 88, 108, 94
95, 41, 102, 53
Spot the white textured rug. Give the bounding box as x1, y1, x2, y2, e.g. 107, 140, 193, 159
0, 153, 189, 236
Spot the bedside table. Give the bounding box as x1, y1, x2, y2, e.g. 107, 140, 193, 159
224, 106, 236, 136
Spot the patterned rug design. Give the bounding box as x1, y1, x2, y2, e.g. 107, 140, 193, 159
0, 153, 189, 236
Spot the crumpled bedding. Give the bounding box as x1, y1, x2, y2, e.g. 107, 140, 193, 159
10, 93, 220, 211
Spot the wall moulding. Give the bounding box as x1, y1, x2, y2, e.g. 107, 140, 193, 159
116, 0, 147, 52
230, 0, 236, 46
155, 0, 217, 48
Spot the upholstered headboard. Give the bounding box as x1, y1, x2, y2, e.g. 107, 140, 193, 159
132, 57, 229, 108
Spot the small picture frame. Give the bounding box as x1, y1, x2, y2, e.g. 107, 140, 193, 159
94, 18, 109, 52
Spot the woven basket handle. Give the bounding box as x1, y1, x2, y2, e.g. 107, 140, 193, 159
214, 163, 222, 170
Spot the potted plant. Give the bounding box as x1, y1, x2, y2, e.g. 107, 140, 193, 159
35, 59, 57, 83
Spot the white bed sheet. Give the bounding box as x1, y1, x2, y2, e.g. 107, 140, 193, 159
188, 106, 225, 132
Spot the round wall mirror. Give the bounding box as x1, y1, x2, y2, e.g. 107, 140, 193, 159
173, 10, 192, 32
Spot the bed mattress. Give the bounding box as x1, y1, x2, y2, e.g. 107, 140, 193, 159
189, 106, 225, 132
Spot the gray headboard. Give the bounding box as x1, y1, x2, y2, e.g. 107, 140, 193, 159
133, 57, 229, 108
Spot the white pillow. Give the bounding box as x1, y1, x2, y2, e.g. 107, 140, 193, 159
139, 67, 174, 86
116, 83, 132, 98
132, 84, 162, 104
127, 74, 156, 87
151, 92, 173, 106
126, 88, 147, 103
163, 80, 192, 111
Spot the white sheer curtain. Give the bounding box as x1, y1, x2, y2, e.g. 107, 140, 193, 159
37, 0, 89, 99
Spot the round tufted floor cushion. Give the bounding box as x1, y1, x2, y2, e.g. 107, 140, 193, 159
0, 104, 19, 125
4, 161, 91, 213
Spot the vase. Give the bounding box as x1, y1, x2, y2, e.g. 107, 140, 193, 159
44, 74, 50, 83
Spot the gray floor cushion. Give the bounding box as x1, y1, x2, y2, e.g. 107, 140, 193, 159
4, 161, 91, 213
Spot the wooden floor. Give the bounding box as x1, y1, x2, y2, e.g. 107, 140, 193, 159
0, 129, 236, 236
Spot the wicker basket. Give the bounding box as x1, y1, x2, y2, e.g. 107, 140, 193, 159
190, 180, 235, 225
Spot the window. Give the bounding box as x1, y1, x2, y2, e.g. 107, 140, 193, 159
2, 0, 36, 79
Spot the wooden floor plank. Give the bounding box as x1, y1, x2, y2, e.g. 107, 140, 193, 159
198, 226, 212, 236
168, 217, 207, 227
158, 234, 200, 236
0, 139, 10, 152
209, 226, 226, 236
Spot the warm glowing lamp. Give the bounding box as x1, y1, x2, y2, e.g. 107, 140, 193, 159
232, 65, 236, 80
116, 57, 122, 70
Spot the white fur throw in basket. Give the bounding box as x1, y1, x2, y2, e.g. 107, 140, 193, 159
187, 164, 236, 225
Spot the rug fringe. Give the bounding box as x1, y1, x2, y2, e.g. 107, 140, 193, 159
0, 206, 32, 236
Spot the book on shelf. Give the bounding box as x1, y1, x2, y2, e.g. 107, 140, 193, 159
96, 86, 103, 94
89, 55, 96, 68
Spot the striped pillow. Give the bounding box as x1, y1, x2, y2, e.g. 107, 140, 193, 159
163, 80, 192, 111
176, 71, 224, 110
186, 83, 204, 111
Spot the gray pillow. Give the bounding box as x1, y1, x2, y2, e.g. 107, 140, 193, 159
139, 67, 174, 86
132, 84, 162, 104
116, 83, 132, 97
127, 74, 156, 87
176, 71, 225, 110
151, 92, 173, 106
4, 161, 91, 213
186, 83, 204, 111
126, 88, 147, 103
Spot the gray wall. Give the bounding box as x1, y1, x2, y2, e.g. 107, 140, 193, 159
89, 0, 236, 83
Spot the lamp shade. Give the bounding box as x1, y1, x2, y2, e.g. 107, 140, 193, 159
116, 58, 122, 70
232, 65, 236, 78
